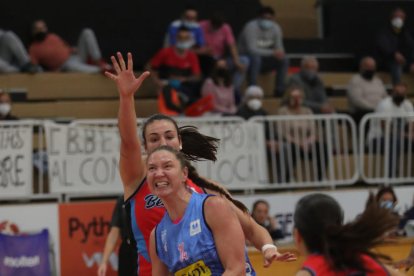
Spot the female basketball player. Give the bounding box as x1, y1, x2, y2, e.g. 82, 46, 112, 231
147, 146, 255, 275
105, 52, 295, 275
294, 193, 403, 276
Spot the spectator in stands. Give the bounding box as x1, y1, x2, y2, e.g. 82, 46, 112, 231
238, 6, 289, 97
376, 186, 398, 211
294, 193, 402, 276
148, 26, 202, 105
251, 200, 284, 241
287, 56, 334, 114
367, 83, 414, 177
200, 11, 249, 101
0, 29, 41, 73
165, 5, 213, 77
98, 195, 137, 276
376, 7, 414, 85
201, 60, 237, 115
29, 20, 110, 73
0, 90, 18, 120
277, 86, 328, 181
235, 85, 267, 120
347, 57, 388, 123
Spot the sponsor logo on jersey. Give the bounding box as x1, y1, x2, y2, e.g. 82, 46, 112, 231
174, 260, 212, 276
189, 219, 201, 236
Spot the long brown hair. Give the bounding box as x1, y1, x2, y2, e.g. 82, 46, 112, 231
294, 193, 398, 272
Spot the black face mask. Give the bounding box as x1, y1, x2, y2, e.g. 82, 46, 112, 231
361, 70, 375, 80
33, 31, 48, 42
392, 94, 405, 105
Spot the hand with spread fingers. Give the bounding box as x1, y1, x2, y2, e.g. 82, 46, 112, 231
105, 52, 150, 97
263, 247, 297, 268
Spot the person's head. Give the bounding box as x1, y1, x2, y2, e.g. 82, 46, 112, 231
142, 114, 182, 153
182, 5, 198, 26
257, 6, 275, 30
251, 200, 270, 225
175, 26, 194, 51
300, 56, 319, 82
294, 193, 398, 271
391, 82, 408, 106
0, 91, 12, 118
376, 186, 398, 210
390, 7, 406, 30
210, 11, 225, 30
359, 56, 377, 81
283, 86, 304, 109
31, 20, 48, 41
146, 145, 188, 198
211, 60, 232, 87
244, 85, 264, 111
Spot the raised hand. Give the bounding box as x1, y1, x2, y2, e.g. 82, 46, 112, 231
105, 52, 150, 98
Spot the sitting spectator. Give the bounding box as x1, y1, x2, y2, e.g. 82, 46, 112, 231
0, 90, 18, 120
251, 200, 284, 241
164, 5, 212, 76
287, 56, 334, 114
201, 60, 237, 115
29, 20, 110, 73
0, 29, 40, 73
367, 83, 414, 176
200, 12, 249, 100
235, 85, 267, 120
376, 7, 414, 85
376, 186, 398, 212
238, 6, 289, 97
347, 56, 387, 123
277, 86, 328, 181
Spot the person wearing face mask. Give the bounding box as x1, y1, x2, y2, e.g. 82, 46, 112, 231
0, 91, 18, 120
148, 26, 202, 107
238, 5, 289, 97
376, 7, 414, 84
201, 60, 237, 115
367, 83, 414, 177
277, 86, 328, 181
200, 11, 249, 103
28, 20, 111, 73
288, 56, 334, 114
236, 85, 267, 120
347, 57, 387, 124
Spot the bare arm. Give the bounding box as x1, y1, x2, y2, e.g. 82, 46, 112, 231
98, 226, 120, 276
203, 178, 296, 266
204, 196, 246, 275
149, 229, 171, 276
105, 52, 150, 199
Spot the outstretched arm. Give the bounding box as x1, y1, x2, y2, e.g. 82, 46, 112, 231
105, 52, 150, 199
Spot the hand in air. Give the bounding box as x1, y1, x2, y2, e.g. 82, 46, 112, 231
105, 52, 150, 97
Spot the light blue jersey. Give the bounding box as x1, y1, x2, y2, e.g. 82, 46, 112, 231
155, 192, 255, 276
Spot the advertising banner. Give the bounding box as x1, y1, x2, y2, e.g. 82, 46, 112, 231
0, 229, 50, 276
59, 200, 118, 276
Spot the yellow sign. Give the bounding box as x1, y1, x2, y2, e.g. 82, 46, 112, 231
175, 260, 212, 276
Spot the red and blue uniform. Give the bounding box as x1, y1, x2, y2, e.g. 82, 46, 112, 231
301, 254, 389, 276
123, 178, 204, 275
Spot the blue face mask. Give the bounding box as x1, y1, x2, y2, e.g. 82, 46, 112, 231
176, 40, 193, 50
168, 79, 181, 89
259, 19, 273, 30
380, 200, 394, 210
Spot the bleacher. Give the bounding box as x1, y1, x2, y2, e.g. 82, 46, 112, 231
2, 71, 414, 119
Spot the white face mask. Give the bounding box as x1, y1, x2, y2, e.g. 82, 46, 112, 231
247, 99, 262, 111
0, 103, 11, 116
391, 17, 404, 29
